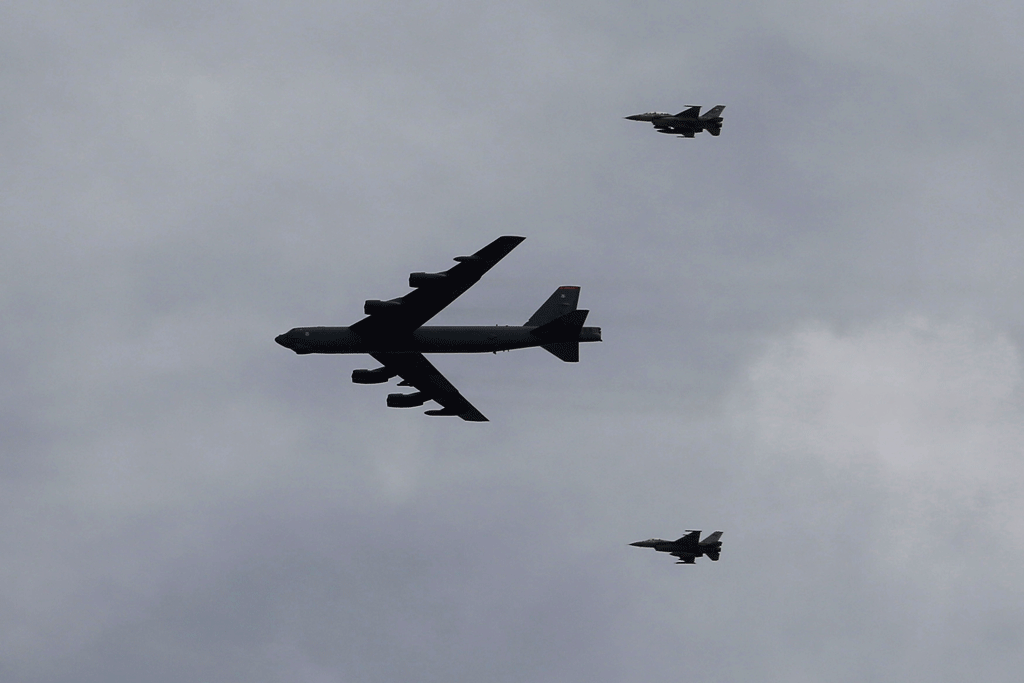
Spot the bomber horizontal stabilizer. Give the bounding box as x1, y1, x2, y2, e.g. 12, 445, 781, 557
541, 342, 579, 362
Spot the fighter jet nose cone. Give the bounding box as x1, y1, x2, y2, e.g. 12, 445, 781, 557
275, 334, 289, 347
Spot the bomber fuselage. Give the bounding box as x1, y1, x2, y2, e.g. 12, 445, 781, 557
275, 325, 602, 355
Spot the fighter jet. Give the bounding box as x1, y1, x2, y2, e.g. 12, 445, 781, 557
630, 531, 724, 564
275, 236, 601, 422
624, 105, 725, 138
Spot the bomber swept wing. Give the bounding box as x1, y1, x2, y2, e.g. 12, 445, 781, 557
351, 236, 525, 336
350, 236, 525, 421
369, 352, 488, 422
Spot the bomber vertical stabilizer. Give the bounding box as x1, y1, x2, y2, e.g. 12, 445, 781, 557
526, 286, 580, 326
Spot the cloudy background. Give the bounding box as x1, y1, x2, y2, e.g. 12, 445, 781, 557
3, 1, 1024, 681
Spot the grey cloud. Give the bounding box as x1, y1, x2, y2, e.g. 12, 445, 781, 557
3, 1, 1024, 681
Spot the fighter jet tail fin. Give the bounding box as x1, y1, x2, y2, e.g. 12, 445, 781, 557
701, 532, 723, 561
674, 105, 701, 119
525, 286, 580, 326
700, 105, 725, 120
541, 342, 579, 363
700, 531, 724, 545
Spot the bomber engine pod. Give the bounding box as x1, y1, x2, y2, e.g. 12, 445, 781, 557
424, 407, 460, 417
386, 391, 428, 408
364, 299, 402, 315
352, 367, 396, 384
408, 272, 447, 287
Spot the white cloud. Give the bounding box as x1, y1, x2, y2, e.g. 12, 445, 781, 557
737, 318, 1024, 629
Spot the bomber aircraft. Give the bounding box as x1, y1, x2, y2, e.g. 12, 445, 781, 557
625, 105, 725, 138
275, 236, 601, 422
630, 531, 724, 565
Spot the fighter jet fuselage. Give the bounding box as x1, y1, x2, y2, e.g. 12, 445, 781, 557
276, 324, 602, 355
630, 531, 724, 564
625, 105, 725, 138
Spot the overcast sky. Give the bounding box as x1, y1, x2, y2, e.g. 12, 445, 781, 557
3, 1, 1024, 681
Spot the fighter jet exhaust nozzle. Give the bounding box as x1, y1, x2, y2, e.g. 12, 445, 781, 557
409, 272, 448, 287
387, 392, 428, 408
352, 367, 396, 384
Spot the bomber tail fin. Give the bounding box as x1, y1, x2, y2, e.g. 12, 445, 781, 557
525, 286, 580, 326
531, 309, 589, 339
700, 105, 725, 120
532, 310, 590, 362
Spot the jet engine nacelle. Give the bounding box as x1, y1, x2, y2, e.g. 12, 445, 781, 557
387, 392, 428, 408
364, 299, 402, 315
352, 367, 395, 384
408, 271, 448, 287
425, 407, 459, 417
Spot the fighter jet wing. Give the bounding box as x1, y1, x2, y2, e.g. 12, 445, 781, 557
656, 125, 695, 138
674, 530, 701, 545
672, 553, 697, 564
370, 352, 488, 422
351, 236, 525, 336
